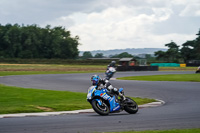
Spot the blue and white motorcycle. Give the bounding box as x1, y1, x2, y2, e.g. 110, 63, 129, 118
87, 86, 138, 115
105, 66, 116, 80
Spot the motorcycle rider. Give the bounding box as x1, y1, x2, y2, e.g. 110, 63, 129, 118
105, 61, 117, 80
196, 66, 200, 73
91, 75, 126, 101
107, 61, 117, 70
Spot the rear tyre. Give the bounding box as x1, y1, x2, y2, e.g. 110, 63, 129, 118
91, 99, 110, 116
124, 97, 138, 114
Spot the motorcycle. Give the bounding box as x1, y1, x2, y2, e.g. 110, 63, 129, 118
105, 66, 116, 80
196, 67, 200, 73
87, 86, 138, 115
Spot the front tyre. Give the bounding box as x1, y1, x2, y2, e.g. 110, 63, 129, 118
124, 97, 138, 114
91, 99, 110, 116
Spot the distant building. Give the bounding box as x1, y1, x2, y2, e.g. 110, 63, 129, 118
118, 58, 137, 67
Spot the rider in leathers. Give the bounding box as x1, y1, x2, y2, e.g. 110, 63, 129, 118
91, 75, 126, 101
105, 61, 117, 80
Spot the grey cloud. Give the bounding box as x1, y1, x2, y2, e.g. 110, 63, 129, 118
0, 0, 97, 25
0, 0, 199, 51
0, 0, 173, 25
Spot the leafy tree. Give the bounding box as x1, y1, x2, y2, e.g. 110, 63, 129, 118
111, 52, 133, 58
165, 41, 181, 62
154, 29, 200, 63
194, 29, 200, 59
179, 29, 200, 62
154, 41, 180, 62
94, 53, 104, 58
180, 40, 195, 62
0, 24, 80, 59
145, 54, 156, 62
154, 50, 166, 61
82, 51, 93, 59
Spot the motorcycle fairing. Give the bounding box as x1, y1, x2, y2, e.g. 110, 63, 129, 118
87, 86, 96, 100
93, 88, 121, 112
109, 96, 120, 112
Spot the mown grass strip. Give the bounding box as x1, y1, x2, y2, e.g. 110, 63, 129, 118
0, 84, 155, 114
107, 128, 200, 133
117, 74, 200, 82
159, 67, 196, 71
0, 71, 105, 76
0, 64, 105, 76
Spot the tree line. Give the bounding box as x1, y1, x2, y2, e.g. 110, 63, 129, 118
1, 23, 199, 63
0, 24, 80, 59
82, 29, 200, 63
155, 30, 200, 63
81, 51, 134, 59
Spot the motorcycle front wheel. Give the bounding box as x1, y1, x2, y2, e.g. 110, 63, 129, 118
124, 97, 138, 114
91, 99, 110, 116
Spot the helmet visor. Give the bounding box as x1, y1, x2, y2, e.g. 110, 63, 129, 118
92, 79, 98, 85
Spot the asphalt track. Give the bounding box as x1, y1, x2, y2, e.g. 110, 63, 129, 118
0, 71, 200, 133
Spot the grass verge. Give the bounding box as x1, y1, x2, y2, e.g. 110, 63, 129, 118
0, 64, 197, 76
0, 84, 155, 114
159, 67, 196, 71
117, 74, 200, 82
0, 64, 105, 76
107, 128, 200, 133
0, 71, 104, 76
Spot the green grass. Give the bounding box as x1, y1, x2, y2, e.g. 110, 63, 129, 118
0, 84, 155, 114
0, 64, 197, 77
159, 67, 196, 71
0, 84, 91, 114
117, 74, 200, 82
0, 64, 105, 69
107, 128, 200, 133
0, 64, 105, 76
0, 71, 103, 76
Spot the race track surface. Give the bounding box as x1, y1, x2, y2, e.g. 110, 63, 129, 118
0, 71, 200, 133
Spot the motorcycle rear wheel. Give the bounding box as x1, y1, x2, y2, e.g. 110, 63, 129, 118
124, 97, 138, 114
91, 100, 110, 116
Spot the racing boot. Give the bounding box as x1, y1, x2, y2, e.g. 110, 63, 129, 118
113, 88, 126, 102
118, 92, 126, 101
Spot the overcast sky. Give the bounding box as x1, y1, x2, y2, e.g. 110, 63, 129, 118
1, 0, 200, 51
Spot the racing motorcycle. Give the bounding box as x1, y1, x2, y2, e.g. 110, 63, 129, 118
196, 66, 200, 73
87, 86, 138, 115
105, 66, 116, 80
